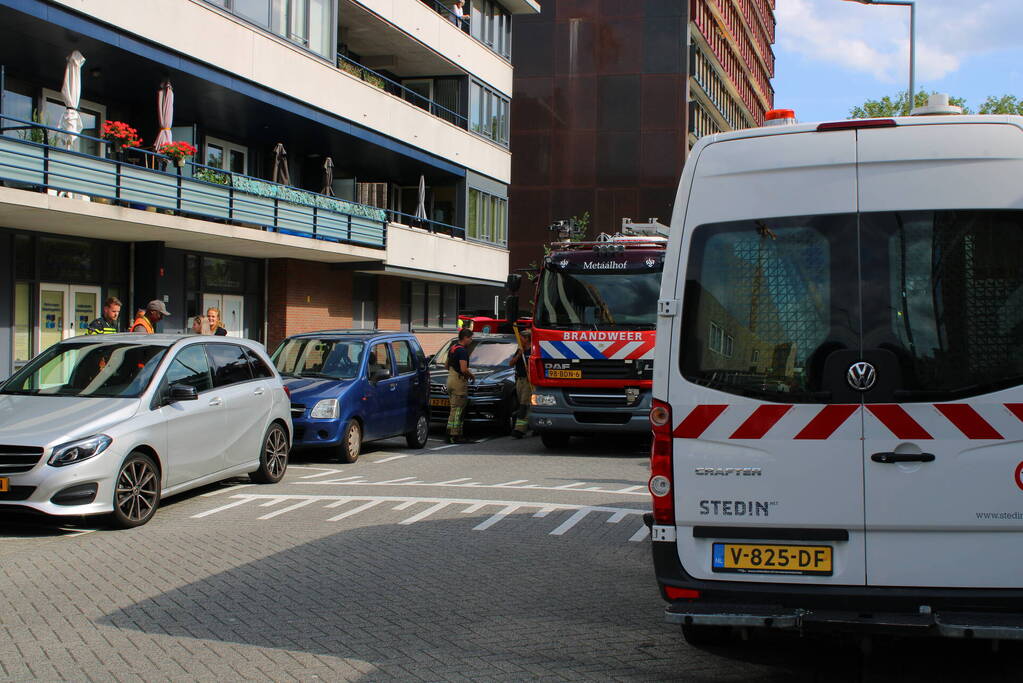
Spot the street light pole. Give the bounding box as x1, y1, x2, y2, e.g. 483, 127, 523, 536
843, 0, 916, 113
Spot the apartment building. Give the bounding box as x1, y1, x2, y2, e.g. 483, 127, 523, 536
509, 0, 775, 273
0, 0, 539, 376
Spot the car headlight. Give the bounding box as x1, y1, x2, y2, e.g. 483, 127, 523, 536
48, 435, 113, 467
309, 398, 340, 419
531, 393, 557, 406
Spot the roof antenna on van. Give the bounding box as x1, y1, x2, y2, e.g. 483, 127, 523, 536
910, 93, 962, 116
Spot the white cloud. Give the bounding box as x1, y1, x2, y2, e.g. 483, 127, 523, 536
776, 0, 1023, 85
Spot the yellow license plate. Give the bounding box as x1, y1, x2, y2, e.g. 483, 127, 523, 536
712, 543, 832, 576
0, 477, 8, 493
546, 369, 582, 379
430, 397, 450, 407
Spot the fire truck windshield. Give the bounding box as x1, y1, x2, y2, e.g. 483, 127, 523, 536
535, 263, 661, 330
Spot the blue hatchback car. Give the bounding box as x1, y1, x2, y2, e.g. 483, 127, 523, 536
270, 330, 430, 462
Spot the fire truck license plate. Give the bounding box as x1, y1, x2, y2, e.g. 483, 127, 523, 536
0, 477, 8, 493
546, 369, 582, 379
712, 543, 832, 576
430, 398, 450, 407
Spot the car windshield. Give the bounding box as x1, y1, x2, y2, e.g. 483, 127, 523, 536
430, 339, 518, 369
0, 341, 167, 398
272, 338, 364, 379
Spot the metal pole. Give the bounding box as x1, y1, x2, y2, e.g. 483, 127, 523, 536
908, 1, 915, 112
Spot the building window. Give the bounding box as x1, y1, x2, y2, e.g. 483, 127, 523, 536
41, 89, 105, 157
709, 321, 724, 355
469, 80, 509, 146
467, 188, 507, 245
204, 136, 248, 175
352, 274, 377, 329
206, 0, 335, 59
469, 0, 511, 59
409, 281, 460, 329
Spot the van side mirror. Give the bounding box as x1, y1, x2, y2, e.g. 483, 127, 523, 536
168, 383, 198, 402
506, 273, 522, 293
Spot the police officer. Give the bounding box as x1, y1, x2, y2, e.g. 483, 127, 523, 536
446, 328, 475, 444
508, 326, 532, 438
85, 297, 122, 335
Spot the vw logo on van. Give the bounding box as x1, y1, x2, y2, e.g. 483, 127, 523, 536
847, 361, 877, 391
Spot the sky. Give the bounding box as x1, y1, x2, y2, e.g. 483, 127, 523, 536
772, 0, 1023, 122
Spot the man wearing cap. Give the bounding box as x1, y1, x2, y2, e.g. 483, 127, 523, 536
131, 300, 170, 334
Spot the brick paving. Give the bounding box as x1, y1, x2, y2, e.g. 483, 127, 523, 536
1, 434, 1021, 681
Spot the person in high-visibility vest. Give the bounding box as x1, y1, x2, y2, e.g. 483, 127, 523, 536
85, 297, 122, 335
131, 300, 170, 334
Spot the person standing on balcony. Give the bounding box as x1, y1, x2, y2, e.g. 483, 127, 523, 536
446, 327, 475, 444
85, 297, 122, 335
452, 0, 466, 28
131, 300, 170, 334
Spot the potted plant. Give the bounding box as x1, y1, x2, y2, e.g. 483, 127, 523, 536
158, 141, 198, 167
101, 120, 143, 156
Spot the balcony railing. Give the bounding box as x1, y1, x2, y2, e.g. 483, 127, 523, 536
337, 54, 467, 128
0, 115, 400, 248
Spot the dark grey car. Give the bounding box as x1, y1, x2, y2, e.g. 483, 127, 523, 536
428, 334, 520, 433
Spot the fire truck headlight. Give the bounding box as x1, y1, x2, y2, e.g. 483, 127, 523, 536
531, 393, 557, 407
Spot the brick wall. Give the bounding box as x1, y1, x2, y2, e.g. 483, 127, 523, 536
377, 276, 402, 331
267, 259, 353, 349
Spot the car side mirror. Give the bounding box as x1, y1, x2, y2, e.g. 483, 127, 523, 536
370, 367, 392, 382
426, 354, 435, 364
168, 383, 198, 402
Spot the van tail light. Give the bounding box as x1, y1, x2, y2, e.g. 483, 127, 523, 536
649, 398, 675, 526
664, 586, 700, 601
817, 118, 896, 132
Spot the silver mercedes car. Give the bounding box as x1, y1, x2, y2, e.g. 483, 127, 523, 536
0, 335, 291, 528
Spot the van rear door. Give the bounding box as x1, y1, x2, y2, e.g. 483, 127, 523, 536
857, 121, 1023, 587
669, 130, 867, 585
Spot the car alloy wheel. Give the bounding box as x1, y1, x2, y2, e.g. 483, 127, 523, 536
251, 423, 289, 484
112, 452, 160, 528
406, 414, 429, 449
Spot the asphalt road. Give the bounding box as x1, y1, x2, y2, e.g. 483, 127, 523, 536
1, 429, 1021, 681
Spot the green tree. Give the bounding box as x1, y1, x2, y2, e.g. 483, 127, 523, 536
849, 90, 970, 118
978, 95, 1023, 115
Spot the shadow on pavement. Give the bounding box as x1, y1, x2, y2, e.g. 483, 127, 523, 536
94, 510, 1023, 682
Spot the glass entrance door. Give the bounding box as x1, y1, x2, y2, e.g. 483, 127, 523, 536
37, 284, 102, 353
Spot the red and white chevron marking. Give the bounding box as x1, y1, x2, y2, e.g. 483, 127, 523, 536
672, 403, 1023, 440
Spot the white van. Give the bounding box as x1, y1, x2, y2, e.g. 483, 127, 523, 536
651, 113, 1023, 643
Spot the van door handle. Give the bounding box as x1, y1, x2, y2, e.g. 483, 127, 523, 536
208, 397, 223, 407
389, 384, 397, 391
253, 387, 265, 396
871, 452, 935, 464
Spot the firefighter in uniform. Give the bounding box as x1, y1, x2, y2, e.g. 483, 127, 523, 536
446, 328, 475, 444
85, 297, 122, 335
508, 326, 532, 438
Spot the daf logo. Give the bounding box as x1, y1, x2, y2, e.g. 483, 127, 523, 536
645, 258, 656, 268
847, 361, 876, 391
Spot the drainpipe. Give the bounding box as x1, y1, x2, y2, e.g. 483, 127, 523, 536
128, 242, 135, 330
263, 259, 269, 345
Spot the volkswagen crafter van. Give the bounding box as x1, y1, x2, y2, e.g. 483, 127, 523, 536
651, 110, 1023, 643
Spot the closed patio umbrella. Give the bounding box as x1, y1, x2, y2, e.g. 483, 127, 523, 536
321, 156, 335, 196
272, 142, 290, 185
153, 79, 174, 151
414, 174, 427, 223
58, 50, 85, 151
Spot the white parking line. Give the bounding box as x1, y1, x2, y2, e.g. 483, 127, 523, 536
617, 485, 644, 493
258, 499, 317, 519
474, 505, 520, 531
193, 493, 648, 542
375, 476, 417, 485
299, 471, 344, 479
550, 509, 590, 536
494, 480, 528, 487
298, 478, 648, 497
373, 455, 408, 464
436, 477, 472, 485
201, 483, 254, 497
192, 497, 255, 517
400, 502, 450, 525
553, 483, 586, 490
327, 500, 382, 521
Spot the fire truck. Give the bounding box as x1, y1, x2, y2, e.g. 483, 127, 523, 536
524, 218, 668, 449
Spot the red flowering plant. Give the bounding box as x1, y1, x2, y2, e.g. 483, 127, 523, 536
100, 120, 143, 149
158, 141, 198, 165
